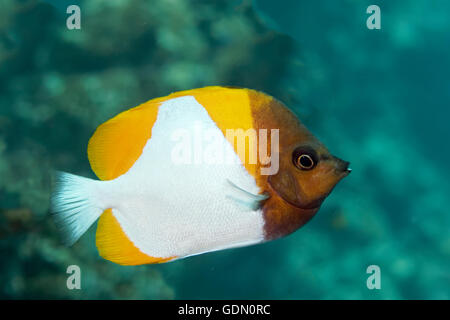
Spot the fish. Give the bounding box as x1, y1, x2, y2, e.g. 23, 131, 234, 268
51, 86, 350, 265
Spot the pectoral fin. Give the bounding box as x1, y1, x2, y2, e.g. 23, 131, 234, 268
225, 179, 269, 211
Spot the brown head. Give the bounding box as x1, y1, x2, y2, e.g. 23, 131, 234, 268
268, 139, 350, 211
248, 90, 350, 240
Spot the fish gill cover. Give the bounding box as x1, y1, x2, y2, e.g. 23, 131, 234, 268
0, 0, 449, 299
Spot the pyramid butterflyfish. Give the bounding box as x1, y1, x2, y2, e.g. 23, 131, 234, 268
51, 86, 350, 265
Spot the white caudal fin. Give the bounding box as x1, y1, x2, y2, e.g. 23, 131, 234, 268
50, 171, 105, 246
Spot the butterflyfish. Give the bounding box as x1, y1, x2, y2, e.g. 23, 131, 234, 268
51, 86, 350, 265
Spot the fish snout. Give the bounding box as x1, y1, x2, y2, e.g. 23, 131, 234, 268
333, 156, 351, 176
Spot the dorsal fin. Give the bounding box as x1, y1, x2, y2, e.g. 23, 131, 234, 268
87, 101, 160, 181
87, 86, 259, 180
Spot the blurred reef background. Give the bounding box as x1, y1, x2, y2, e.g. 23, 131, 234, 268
0, 0, 449, 299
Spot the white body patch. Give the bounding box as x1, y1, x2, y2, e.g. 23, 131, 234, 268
103, 96, 265, 258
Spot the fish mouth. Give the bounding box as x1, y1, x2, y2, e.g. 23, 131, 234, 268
338, 167, 352, 179
333, 157, 351, 174
332, 158, 352, 181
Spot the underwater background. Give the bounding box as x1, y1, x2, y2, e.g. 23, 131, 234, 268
0, 0, 449, 299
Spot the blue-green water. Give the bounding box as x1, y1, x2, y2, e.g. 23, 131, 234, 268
0, 0, 449, 299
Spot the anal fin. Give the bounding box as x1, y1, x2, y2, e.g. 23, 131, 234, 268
95, 209, 175, 265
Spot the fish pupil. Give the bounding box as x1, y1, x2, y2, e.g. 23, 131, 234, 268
299, 155, 313, 168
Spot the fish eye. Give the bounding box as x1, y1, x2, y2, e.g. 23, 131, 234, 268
292, 146, 318, 170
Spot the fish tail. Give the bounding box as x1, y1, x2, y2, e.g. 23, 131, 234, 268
50, 171, 105, 246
